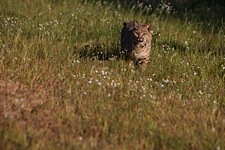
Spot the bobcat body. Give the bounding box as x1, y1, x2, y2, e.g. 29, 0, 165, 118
121, 20, 152, 70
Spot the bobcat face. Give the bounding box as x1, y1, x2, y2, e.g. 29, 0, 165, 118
130, 25, 151, 47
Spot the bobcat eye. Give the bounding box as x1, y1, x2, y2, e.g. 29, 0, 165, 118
133, 32, 139, 37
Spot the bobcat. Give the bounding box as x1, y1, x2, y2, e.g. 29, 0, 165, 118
121, 20, 152, 70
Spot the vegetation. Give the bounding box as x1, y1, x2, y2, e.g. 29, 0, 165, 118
0, 0, 224, 149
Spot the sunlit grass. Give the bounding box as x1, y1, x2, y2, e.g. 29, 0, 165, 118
0, 0, 224, 149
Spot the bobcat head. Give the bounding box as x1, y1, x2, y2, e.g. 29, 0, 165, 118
123, 21, 151, 47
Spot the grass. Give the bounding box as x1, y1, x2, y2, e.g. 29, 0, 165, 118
0, 0, 224, 149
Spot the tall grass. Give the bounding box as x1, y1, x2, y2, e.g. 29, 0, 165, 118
0, 0, 224, 149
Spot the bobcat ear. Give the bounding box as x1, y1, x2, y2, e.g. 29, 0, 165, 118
123, 22, 127, 26
146, 24, 151, 32
134, 20, 139, 26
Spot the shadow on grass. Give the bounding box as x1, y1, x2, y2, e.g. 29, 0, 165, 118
155, 38, 225, 57
75, 43, 123, 61
75, 0, 225, 59
75, 34, 224, 62
86, 0, 225, 32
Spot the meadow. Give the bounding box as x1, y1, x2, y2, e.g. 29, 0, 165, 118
0, 0, 224, 149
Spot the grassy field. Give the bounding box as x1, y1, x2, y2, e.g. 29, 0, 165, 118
0, 0, 224, 149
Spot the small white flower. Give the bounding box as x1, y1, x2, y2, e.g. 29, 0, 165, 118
163, 79, 169, 83
147, 78, 152, 81
78, 136, 83, 141
199, 90, 203, 95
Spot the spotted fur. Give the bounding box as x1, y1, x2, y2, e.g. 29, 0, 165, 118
121, 20, 152, 70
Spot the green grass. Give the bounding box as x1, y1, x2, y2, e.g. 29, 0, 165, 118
0, 0, 224, 149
